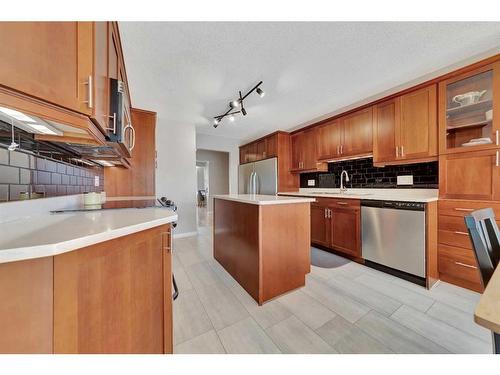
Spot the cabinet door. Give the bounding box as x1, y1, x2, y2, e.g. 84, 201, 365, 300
266, 134, 278, 158
311, 204, 330, 247
303, 128, 318, 169
256, 139, 266, 160
341, 107, 373, 156
330, 207, 360, 257
54, 226, 168, 354
439, 149, 500, 200
317, 120, 342, 160
0, 22, 92, 114
247, 142, 258, 162
373, 98, 399, 164
291, 133, 304, 170
398, 84, 437, 160
92, 22, 110, 134
239, 145, 248, 164
439, 62, 500, 154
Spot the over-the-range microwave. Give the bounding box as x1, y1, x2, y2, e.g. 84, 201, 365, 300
108, 78, 135, 157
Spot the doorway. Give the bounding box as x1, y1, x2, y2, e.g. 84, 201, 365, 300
195, 149, 229, 228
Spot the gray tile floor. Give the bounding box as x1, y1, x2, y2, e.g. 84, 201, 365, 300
171, 210, 492, 354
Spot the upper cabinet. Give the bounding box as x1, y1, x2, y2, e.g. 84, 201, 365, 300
317, 119, 342, 160
0, 22, 111, 135
239, 133, 280, 164
291, 128, 327, 172
373, 84, 437, 166
439, 62, 500, 154
340, 107, 373, 157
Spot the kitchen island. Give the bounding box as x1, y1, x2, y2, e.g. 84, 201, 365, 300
0, 207, 177, 354
214, 194, 315, 305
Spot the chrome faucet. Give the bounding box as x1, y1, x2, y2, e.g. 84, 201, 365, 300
340, 170, 350, 193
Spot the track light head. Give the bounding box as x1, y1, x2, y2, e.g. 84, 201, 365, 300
241, 107, 247, 116
256, 87, 265, 98
230, 100, 240, 109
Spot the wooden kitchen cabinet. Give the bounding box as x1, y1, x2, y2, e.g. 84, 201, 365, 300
309, 197, 361, 258
341, 107, 373, 157
373, 84, 437, 166
439, 61, 500, 154
317, 119, 342, 160
265, 133, 278, 158
439, 149, 500, 200
311, 203, 330, 247
256, 139, 266, 160
398, 85, 438, 160
54, 225, 172, 354
436, 199, 500, 292
0, 22, 111, 134
291, 128, 327, 172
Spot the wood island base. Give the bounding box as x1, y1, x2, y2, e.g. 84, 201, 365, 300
214, 197, 311, 305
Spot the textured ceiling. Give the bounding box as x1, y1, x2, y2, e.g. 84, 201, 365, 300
119, 22, 500, 142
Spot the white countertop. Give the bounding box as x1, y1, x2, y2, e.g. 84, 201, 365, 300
214, 194, 316, 205
279, 188, 439, 203
0, 207, 178, 264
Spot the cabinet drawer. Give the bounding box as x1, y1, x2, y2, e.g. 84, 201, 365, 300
438, 244, 481, 288
438, 229, 472, 249
327, 198, 360, 209
438, 199, 500, 217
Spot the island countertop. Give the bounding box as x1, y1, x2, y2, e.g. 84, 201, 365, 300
214, 194, 316, 205
0, 207, 178, 264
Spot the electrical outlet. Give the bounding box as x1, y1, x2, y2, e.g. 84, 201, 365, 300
94, 176, 100, 187
397, 175, 413, 185
307, 179, 316, 187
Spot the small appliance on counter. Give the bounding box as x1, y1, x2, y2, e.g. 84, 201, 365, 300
83, 192, 106, 210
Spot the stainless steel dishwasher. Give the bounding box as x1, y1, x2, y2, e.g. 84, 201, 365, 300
361, 200, 426, 286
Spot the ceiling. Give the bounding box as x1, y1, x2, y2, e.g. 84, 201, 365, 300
119, 22, 500, 143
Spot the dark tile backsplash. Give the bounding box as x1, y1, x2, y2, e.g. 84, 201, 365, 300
300, 157, 438, 189
0, 146, 104, 202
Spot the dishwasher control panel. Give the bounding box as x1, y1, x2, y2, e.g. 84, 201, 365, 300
361, 199, 425, 211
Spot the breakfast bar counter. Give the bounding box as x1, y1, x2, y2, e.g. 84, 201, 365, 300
213, 194, 315, 305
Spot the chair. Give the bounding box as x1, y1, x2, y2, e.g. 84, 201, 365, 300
465, 208, 500, 354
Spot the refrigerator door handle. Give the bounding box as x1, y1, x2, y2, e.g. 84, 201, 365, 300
254, 172, 260, 194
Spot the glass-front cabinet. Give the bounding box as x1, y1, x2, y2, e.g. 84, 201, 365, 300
439, 62, 500, 153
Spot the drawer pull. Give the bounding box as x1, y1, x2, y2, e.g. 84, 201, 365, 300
454, 231, 469, 236
454, 261, 477, 269
337, 202, 348, 205
454, 208, 474, 212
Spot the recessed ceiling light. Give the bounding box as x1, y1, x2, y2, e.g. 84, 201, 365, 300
0, 106, 36, 123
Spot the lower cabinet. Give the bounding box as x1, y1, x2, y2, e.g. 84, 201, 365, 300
437, 199, 500, 292
310, 198, 361, 258
0, 225, 173, 354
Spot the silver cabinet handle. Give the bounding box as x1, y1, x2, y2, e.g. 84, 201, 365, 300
129, 125, 136, 151
454, 231, 469, 236
328, 209, 332, 218
454, 208, 474, 212
496, 150, 499, 167
395, 146, 399, 158
336, 145, 339, 155
107, 113, 117, 133
340, 145, 343, 154
324, 208, 328, 218
496, 130, 499, 146
83, 75, 93, 109
401, 145, 404, 157
337, 201, 348, 205
455, 261, 477, 269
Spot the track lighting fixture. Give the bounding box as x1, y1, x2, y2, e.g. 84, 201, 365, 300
212, 81, 265, 128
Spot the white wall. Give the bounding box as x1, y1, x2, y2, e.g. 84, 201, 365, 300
195, 133, 240, 194
156, 116, 197, 236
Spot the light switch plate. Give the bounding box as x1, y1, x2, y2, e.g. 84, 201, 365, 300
397, 175, 413, 185
307, 179, 316, 187
94, 176, 100, 187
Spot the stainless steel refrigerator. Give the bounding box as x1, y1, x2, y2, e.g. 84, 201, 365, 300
238, 157, 278, 195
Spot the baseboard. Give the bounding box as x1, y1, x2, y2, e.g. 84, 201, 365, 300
173, 231, 198, 239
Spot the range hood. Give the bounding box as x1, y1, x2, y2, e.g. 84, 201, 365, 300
0, 105, 130, 168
